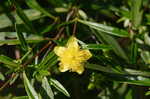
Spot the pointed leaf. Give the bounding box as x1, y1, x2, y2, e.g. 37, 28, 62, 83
131, 0, 143, 28
145, 91, 150, 96
0, 72, 5, 81
78, 19, 129, 37
15, 24, 29, 51
49, 78, 70, 97
23, 72, 39, 99
93, 29, 129, 61
26, 0, 56, 20
0, 55, 20, 69
14, 1, 36, 34
84, 44, 112, 50
42, 77, 54, 99
12, 96, 29, 99
86, 63, 150, 86
130, 41, 138, 64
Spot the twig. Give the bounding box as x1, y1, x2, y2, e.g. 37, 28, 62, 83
0, 73, 16, 92
22, 41, 52, 67
73, 21, 77, 36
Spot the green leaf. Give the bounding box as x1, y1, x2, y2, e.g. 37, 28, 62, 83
14, 1, 36, 34
0, 72, 5, 81
86, 63, 150, 77
38, 51, 58, 70
0, 9, 43, 29
0, 38, 49, 46
125, 89, 133, 99
23, 72, 39, 99
78, 39, 112, 50
12, 96, 29, 99
26, 0, 56, 20
84, 44, 112, 50
131, 0, 143, 28
85, 63, 115, 74
114, 76, 150, 86
92, 29, 129, 61
42, 77, 54, 99
15, 24, 29, 51
130, 41, 138, 64
140, 51, 150, 64
144, 33, 150, 46
49, 78, 70, 97
145, 91, 150, 96
0, 55, 20, 69
78, 19, 129, 37
86, 63, 150, 86
40, 24, 54, 34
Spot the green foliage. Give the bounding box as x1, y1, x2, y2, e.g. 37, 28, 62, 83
42, 77, 54, 99
0, 0, 150, 99
23, 72, 39, 99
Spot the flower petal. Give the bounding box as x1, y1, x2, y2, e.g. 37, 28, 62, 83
59, 63, 70, 72
78, 50, 92, 61
66, 36, 79, 51
54, 46, 66, 57
75, 65, 84, 74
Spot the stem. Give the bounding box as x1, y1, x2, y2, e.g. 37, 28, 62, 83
20, 48, 32, 62
73, 21, 77, 35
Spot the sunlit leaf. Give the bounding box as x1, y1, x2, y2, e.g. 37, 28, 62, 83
78, 19, 129, 37
49, 78, 70, 97
14, 1, 36, 34
42, 77, 54, 99
131, 0, 143, 28
0, 55, 20, 69
26, 0, 56, 20
0, 72, 5, 81
12, 96, 29, 99
23, 72, 39, 99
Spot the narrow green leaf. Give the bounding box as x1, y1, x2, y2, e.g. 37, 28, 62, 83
92, 29, 129, 61
145, 91, 150, 96
125, 89, 132, 99
0, 72, 5, 81
144, 33, 150, 46
0, 9, 44, 29
23, 72, 39, 99
130, 41, 138, 64
78, 39, 112, 50
0, 55, 20, 69
86, 63, 150, 77
14, 1, 36, 34
12, 96, 29, 99
26, 0, 56, 20
15, 24, 29, 51
114, 76, 150, 86
0, 38, 49, 46
86, 63, 150, 86
124, 68, 150, 77
38, 51, 58, 70
85, 63, 115, 74
141, 51, 150, 64
42, 77, 54, 99
40, 24, 54, 34
84, 44, 112, 50
49, 78, 70, 97
131, 0, 143, 28
78, 19, 129, 37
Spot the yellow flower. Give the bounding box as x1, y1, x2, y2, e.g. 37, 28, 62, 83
54, 36, 92, 74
